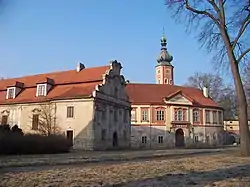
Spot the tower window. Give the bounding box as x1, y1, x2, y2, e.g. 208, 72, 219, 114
158, 70, 160, 74
166, 69, 170, 74
164, 79, 168, 84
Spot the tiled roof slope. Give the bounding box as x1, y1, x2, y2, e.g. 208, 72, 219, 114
126, 83, 221, 108
0, 65, 110, 104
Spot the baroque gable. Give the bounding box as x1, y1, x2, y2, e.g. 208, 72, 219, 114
92, 60, 129, 103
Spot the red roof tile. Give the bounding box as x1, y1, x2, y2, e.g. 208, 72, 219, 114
0, 65, 109, 104
126, 83, 221, 108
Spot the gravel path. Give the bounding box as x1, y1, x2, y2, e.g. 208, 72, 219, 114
0, 147, 250, 187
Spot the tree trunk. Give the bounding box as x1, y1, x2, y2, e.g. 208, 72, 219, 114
221, 30, 250, 156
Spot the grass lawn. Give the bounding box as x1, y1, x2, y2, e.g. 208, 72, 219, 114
0, 149, 250, 187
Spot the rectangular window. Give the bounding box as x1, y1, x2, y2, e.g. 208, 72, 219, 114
7, 88, 15, 99
67, 106, 74, 118
193, 110, 200, 122
174, 109, 183, 121
156, 110, 165, 121
101, 110, 106, 120
205, 110, 211, 123
218, 111, 222, 123
194, 135, 199, 143
158, 136, 163, 144
131, 109, 136, 122
141, 109, 149, 121
32, 114, 39, 130
101, 129, 106, 140
37, 84, 46, 96
123, 110, 128, 123
213, 111, 217, 124
1, 115, 8, 125
114, 87, 118, 97
114, 110, 118, 122
142, 136, 147, 144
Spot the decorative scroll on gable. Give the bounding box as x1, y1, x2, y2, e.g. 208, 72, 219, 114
92, 60, 128, 100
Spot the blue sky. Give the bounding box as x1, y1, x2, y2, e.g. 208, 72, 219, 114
0, 0, 231, 85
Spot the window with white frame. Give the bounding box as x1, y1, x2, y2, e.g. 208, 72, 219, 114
212, 111, 217, 124
158, 136, 163, 144
141, 109, 149, 121
37, 84, 46, 96
131, 109, 136, 121
7, 87, 15, 99
156, 110, 165, 121
141, 136, 147, 144
67, 106, 74, 118
174, 109, 183, 121
205, 110, 211, 123
193, 110, 199, 122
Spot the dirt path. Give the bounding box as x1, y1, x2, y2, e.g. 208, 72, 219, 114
1, 148, 250, 187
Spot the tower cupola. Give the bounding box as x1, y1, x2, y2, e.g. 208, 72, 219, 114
155, 31, 174, 85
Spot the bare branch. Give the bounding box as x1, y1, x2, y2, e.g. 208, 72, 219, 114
237, 48, 250, 63
185, 0, 220, 26
232, 15, 250, 50
30, 103, 60, 136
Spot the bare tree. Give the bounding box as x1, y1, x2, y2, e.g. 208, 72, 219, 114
166, 0, 250, 156
185, 72, 237, 120
32, 103, 60, 136
185, 72, 225, 101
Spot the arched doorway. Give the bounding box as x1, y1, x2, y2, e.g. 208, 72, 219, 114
113, 132, 118, 147
175, 128, 185, 147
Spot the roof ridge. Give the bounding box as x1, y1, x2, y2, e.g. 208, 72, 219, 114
0, 65, 109, 82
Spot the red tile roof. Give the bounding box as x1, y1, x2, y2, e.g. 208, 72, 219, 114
126, 83, 221, 108
0, 65, 109, 104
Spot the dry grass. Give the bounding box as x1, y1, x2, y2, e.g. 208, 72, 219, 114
0, 151, 250, 187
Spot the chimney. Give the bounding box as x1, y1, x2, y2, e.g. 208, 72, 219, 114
203, 87, 209, 98
76, 62, 85, 72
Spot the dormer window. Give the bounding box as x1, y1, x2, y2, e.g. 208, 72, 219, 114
6, 87, 15, 99
37, 84, 46, 96
36, 77, 54, 97
6, 81, 24, 99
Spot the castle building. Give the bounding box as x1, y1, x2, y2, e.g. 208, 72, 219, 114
126, 35, 224, 148
0, 60, 131, 150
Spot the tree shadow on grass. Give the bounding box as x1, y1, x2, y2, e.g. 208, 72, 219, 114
104, 164, 250, 187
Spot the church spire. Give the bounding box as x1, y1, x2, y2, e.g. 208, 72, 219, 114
161, 28, 167, 49
157, 30, 173, 65
155, 30, 174, 85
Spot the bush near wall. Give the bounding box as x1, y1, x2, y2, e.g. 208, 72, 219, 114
0, 125, 71, 155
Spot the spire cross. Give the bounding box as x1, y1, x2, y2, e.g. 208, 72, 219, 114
162, 27, 165, 37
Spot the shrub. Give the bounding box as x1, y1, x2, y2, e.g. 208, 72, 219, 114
0, 125, 71, 155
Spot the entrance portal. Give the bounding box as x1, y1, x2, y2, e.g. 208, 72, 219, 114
175, 128, 185, 147
66, 130, 73, 147
113, 132, 118, 147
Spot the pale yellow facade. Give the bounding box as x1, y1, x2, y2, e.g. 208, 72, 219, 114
0, 61, 131, 150
224, 120, 250, 134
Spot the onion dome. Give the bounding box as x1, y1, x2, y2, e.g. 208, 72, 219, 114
156, 35, 173, 66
